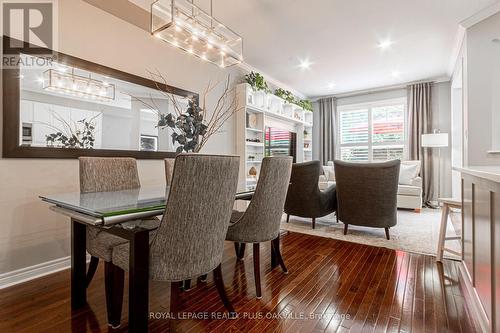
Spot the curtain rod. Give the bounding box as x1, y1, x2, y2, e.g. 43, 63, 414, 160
311, 76, 450, 101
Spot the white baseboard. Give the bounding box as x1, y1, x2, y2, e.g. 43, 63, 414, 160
0, 255, 90, 290
458, 262, 490, 332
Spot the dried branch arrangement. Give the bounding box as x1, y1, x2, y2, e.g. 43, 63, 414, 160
130, 71, 242, 153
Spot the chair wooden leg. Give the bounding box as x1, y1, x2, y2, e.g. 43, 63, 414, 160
385, 227, 390, 240
86, 256, 99, 287
336, 212, 339, 223
234, 242, 240, 258
253, 243, 262, 299
271, 238, 277, 269
312, 218, 316, 229
286, 214, 290, 223
213, 264, 236, 317
183, 279, 192, 291
343, 224, 348, 235
104, 262, 124, 329
436, 204, 450, 262
170, 281, 182, 333
239, 243, 246, 260
271, 236, 288, 274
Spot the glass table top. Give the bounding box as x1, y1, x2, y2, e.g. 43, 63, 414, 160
40, 186, 255, 219
40, 186, 169, 218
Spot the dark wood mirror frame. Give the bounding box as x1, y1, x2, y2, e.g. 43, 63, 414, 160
2, 36, 198, 159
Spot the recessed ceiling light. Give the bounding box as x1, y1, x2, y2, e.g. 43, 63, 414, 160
391, 71, 400, 78
378, 39, 394, 50
299, 58, 312, 70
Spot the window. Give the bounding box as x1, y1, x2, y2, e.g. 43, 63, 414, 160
338, 98, 406, 162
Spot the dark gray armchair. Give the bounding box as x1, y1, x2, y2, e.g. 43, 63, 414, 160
284, 161, 337, 229
334, 159, 400, 240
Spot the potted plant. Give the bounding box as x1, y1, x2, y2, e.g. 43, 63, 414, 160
275, 88, 296, 116
131, 73, 242, 153
245, 72, 269, 108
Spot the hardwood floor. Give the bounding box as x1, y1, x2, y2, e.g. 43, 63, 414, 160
0, 232, 476, 332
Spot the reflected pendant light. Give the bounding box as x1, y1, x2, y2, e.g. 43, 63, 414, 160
151, 0, 243, 68
43, 68, 115, 101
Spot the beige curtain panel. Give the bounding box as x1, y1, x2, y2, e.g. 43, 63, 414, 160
318, 97, 337, 165
407, 82, 434, 206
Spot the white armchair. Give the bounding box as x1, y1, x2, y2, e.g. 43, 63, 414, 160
397, 160, 423, 212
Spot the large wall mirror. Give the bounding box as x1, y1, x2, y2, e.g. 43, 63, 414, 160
3, 36, 198, 159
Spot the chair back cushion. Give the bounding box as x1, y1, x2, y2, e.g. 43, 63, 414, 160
399, 162, 420, 185
150, 154, 239, 281
79, 157, 140, 193
228, 157, 292, 243
334, 159, 400, 228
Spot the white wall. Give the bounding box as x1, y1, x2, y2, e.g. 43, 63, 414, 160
465, 11, 500, 165
0, 0, 246, 275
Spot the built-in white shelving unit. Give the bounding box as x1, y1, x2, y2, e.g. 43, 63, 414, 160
235, 83, 314, 191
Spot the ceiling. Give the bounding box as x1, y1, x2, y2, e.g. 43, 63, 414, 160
129, 0, 498, 97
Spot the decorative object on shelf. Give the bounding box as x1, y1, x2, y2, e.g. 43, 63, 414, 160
248, 166, 258, 177
43, 68, 115, 101
304, 143, 310, 149
244, 71, 269, 92
151, 0, 243, 68
45, 111, 100, 149
132, 72, 241, 153
248, 113, 258, 128
248, 155, 255, 160
246, 138, 261, 143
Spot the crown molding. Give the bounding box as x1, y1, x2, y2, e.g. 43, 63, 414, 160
311, 75, 450, 101
460, 1, 500, 29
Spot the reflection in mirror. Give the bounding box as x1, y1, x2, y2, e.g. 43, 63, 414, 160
19, 54, 190, 152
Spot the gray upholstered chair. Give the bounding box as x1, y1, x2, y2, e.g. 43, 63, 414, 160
284, 161, 337, 229
111, 154, 240, 330
79, 157, 159, 286
334, 159, 400, 240
226, 156, 293, 299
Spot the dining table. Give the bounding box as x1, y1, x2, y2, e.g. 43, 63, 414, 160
40, 185, 255, 333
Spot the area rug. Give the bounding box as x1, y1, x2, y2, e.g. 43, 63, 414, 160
280, 208, 461, 259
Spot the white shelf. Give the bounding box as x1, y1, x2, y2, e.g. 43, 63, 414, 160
246, 178, 258, 182
246, 127, 263, 133
246, 141, 264, 147
304, 122, 313, 127
246, 160, 262, 163
304, 149, 312, 152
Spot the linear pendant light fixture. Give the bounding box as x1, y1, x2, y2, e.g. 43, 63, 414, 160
151, 0, 243, 68
43, 68, 115, 101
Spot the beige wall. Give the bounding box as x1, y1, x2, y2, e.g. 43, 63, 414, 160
0, 0, 245, 274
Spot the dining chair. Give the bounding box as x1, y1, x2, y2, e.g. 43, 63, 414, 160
80, 157, 160, 283
111, 154, 240, 331
79, 157, 160, 327
225, 156, 293, 298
